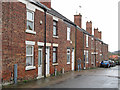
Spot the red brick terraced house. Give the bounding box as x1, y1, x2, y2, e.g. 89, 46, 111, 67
0, 0, 108, 84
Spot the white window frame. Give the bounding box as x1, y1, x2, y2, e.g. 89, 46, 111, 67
26, 9, 36, 34
86, 35, 88, 47
91, 39, 94, 49
67, 49, 70, 64
67, 27, 71, 40
53, 20, 58, 36
26, 45, 34, 65
53, 47, 57, 63
96, 41, 98, 50
25, 41, 36, 70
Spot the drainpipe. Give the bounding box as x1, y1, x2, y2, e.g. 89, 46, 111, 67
94, 39, 96, 67
75, 25, 77, 71
44, 9, 47, 78
102, 42, 103, 61
83, 32, 85, 69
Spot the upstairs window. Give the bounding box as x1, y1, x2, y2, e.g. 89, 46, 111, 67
27, 10, 34, 31
91, 38, 94, 49
96, 41, 98, 50
53, 21, 58, 36
67, 27, 70, 40
86, 35, 88, 47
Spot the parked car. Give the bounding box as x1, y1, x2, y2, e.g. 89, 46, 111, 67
116, 61, 120, 65
108, 60, 112, 67
100, 60, 110, 68
112, 61, 116, 67
108, 60, 116, 67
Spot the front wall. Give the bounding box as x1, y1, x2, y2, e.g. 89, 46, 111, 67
2, 2, 76, 82
76, 29, 84, 69
2, 1, 108, 83
2, 2, 27, 82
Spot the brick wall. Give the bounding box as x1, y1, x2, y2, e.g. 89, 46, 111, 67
76, 29, 84, 69
2, 2, 76, 83
2, 2, 27, 82
1, 1, 108, 83
74, 14, 84, 69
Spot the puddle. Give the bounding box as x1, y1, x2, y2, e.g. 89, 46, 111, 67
74, 75, 82, 78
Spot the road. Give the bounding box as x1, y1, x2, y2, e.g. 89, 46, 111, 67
45, 66, 118, 88
3, 66, 119, 89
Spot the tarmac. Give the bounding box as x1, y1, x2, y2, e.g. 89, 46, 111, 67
2, 66, 119, 88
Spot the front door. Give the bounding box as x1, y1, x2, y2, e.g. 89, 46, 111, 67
38, 48, 42, 78
46, 47, 50, 76
72, 49, 74, 71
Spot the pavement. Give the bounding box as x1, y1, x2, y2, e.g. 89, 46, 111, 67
2, 66, 119, 88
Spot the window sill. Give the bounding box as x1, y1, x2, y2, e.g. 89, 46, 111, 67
26, 29, 36, 35
67, 62, 70, 64
53, 36, 59, 38
52, 63, 58, 66
25, 66, 36, 71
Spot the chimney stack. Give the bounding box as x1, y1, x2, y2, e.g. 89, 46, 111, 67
98, 31, 102, 40
40, 0, 51, 8
86, 21, 92, 34
94, 28, 98, 38
74, 13, 82, 28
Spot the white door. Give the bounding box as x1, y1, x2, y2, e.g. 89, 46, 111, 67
46, 47, 50, 76
38, 48, 42, 78
72, 49, 75, 71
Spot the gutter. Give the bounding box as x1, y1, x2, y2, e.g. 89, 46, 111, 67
75, 25, 77, 71
94, 39, 96, 67
44, 9, 47, 78
83, 32, 85, 69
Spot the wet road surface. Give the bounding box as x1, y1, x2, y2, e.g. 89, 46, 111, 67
45, 66, 118, 88
3, 66, 119, 88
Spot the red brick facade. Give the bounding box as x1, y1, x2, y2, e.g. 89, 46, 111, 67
1, 1, 108, 83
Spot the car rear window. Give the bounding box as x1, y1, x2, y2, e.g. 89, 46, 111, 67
103, 61, 108, 63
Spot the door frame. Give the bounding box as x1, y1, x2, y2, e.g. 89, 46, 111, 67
84, 51, 86, 69
37, 48, 43, 79
71, 49, 75, 71
46, 47, 50, 77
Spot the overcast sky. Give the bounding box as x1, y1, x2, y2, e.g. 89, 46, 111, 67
51, 0, 119, 52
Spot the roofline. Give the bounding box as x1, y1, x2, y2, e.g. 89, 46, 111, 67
28, 0, 49, 11
27, 0, 108, 45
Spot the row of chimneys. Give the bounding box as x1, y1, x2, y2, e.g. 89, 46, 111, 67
41, 0, 102, 40
74, 13, 102, 40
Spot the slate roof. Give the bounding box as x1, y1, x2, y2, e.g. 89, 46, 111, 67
28, 0, 107, 45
